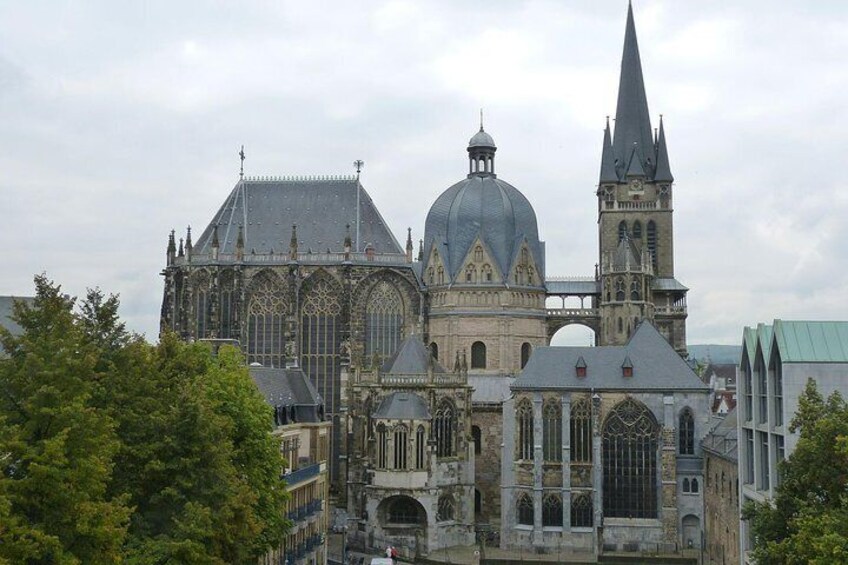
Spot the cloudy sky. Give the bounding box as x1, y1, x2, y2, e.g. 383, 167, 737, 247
1, 0, 846, 346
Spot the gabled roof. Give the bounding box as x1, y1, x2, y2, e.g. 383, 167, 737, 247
772, 320, 848, 363
249, 365, 322, 408
701, 407, 738, 462
193, 177, 402, 256
373, 391, 431, 420
652, 277, 688, 292
514, 321, 707, 391
755, 323, 773, 366
381, 335, 445, 374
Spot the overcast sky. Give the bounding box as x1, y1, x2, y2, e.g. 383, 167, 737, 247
1, 1, 847, 346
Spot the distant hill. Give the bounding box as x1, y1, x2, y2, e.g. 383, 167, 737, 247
687, 344, 742, 365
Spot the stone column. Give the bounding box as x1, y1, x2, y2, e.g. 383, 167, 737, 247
591, 393, 603, 557
661, 395, 679, 549
561, 393, 572, 530
532, 393, 543, 545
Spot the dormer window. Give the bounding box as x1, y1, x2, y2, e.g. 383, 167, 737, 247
576, 356, 587, 378
474, 246, 483, 262
622, 357, 633, 378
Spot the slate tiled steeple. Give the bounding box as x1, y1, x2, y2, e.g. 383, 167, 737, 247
654, 115, 674, 182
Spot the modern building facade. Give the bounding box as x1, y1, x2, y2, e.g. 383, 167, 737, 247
500, 322, 709, 557
737, 320, 848, 563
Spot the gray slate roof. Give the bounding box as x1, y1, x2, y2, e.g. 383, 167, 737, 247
0, 296, 34, 338
248, 365, 322, 408
653, 277, 688, 292
469, 374, 515, 404
193, 178, 403, 256
381, 335, 445, 374
545, 279, 599, 295
423, 171, 544, 282
701, 408, 738, 462
514, 321, 708, 391
373, 391, 431, 420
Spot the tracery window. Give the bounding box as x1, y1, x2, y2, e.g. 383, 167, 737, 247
521, 342, 532, 369
679, 408, 695, 455
516, 493, 533, 526
482, 264, 493, 282
474, 245, 483, 262
435, 399, 456, 457
571, 493, 593, 527
570, 398, 592, 463
630, 279, 641, 301
465, 266, 477, 283
393, 425, 408, 470
517, 399, 534, 461
615, 278, 625, 301
246, 271, 287, 367
195, 289, 209, 339
365, 281, 404, 364
377, 423, 388, 469
618, 220, 627, 242
387, 497, 421, 524
543, 400, 562, 462
602, 398, 659, 518
472, 425, 481, 455
437, 495, 455, 522
542, 494, 563, 527
415, 425, 426, 469
647, 221, 657, 269
632, 220, 642, 240
471, 341, 486, 369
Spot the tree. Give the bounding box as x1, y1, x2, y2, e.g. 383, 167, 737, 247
0, 276, 132, 563
743, 379, 848, 564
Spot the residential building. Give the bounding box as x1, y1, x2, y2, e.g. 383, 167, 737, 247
702, 408, 739, 565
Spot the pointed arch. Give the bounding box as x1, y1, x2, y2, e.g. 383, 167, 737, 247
191, 269, 211, 339
618, 220, 628, 242
246, 269, 287, 367
543, 399, 562, 462
516, 492, 534, 526
435, 398, 456, 458
679, 407, 695, 455
632, 220, 642, 241
365, 280, 404, 363
570, 398, 592, 463
218, 269, 236, 339
542, 493, 563, 527
571, 493, 593, 527
516, 398, 534, 461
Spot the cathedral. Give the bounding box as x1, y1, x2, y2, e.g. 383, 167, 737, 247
160, 3, 706, 559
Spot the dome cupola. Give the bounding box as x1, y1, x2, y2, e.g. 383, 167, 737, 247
467, 116, 497, 176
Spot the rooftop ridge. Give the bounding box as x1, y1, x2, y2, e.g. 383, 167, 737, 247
243, 174, 357, 182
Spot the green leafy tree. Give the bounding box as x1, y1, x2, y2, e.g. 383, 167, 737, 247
743, 379, 848, 564
0, 276, 132, 563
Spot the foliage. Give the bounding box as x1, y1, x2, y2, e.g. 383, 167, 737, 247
0, 276, 288, 563
743, 379, 848, 564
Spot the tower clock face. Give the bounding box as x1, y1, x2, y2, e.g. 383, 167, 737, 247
630, 179, 643, 191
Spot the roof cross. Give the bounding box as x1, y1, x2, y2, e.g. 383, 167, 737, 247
239, 145, 246, 179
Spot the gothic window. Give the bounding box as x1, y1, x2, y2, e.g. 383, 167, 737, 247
471, 341, 486, 369
437, 267, 445, 284
570, 398, 592, 463
301, 275, 342, 476
246, 271, 287, 367
527, 267, 535, 285
615, 278, 625, 301
474, 245, 483, 262
387, 497, 421, 524
647, 221, 657, 269
521, 342, 532, 369
429, 342, 438, 361
218, 270, 235, 340
604, 279, 611, 302
517, 399, 534, 461
393, 425, 408, 470
618, 220, 627, 242
602, 398, 659, 518
571, 493, 593, 528
465, 266, 477, 283
692, 478, 699, 493
482, 264, 493, 282
542, 494, 563, 527
472, 425, 481, 455
415, 425, 426, 469
543, 400, 562, 462
435, 399, 456, 458
679, 408, 695, 455
630, 279, 641, 301
632, 220, 642, 240
195, 289, 209, 339
428, 267, 434, 285
377, 424, 388, 469
365, 281, 404, 364
437, 495, 455, 522
516, 492, 533, 526
682, 478, 690, 493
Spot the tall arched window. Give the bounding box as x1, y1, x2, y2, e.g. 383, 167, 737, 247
521, 342, 532, 369
618, 220, 627, 242
365, 281, 404, 364
415, 425, 426, 469
630, 279, 641, 301
602, 398, 659, 518
218, 270, 235, 340
429, 342, 439, 361
570, 398, 592, 463
543, 400, 562, 462
647, 221, 657, 269
615, 278, 626, 301
301, 275, 342, 421
632, 220, 642, 241
437, 267, 444, 284
195, 288, 209, 339
571, 493, 593, 527
516, 493, 533, 526
246, 271, 287, 367
542, 494, 563, 527
472, 425, 482, 455
435, 399, 456, 457
517, 399, 534, 461
393, 425, 408, 469
679, 408, 695, 455
377, 423, 388, 469
437, 495, 455, 522
471, 341, 486, 369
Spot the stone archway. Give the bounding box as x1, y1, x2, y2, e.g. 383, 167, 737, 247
548, 322, 597, 346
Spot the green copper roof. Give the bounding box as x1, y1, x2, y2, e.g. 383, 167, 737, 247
756, 323, 773, 364
741, 326, 759, 366
773, 320, 848, 363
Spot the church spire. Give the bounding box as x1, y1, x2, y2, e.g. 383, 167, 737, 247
654, 115, 673, 182
599, 116, 618, 183
612, 2, 654, 179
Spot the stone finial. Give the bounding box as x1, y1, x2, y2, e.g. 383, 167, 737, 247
236, 226, 245, 261
185, 226, 193, 261
289, 224, 298, 260
178, 237, 184, 257
417, 239, 424, 262
405, 228, 413, 263
167, 230, 176, 265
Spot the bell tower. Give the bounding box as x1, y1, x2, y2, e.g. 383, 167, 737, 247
597, 2, 687, 354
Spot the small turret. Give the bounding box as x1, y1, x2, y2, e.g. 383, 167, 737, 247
406, 228, 413, 263
178, 238, 184, 258
185, 226, 193, 261
417, 239, 424, 262
167, 230, 176, 265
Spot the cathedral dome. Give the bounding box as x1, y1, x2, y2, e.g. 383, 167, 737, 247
423, 126, 544, 283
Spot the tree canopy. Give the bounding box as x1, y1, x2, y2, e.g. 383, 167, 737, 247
743, 379, 848, 564
0, 276, 287, 564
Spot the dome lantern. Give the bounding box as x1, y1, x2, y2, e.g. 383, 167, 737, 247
467, 115, 497, 176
